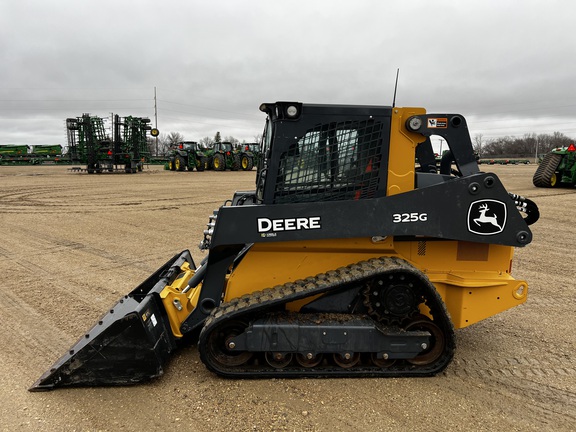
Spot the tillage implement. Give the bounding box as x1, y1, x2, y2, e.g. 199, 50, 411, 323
31, 102, 539, 390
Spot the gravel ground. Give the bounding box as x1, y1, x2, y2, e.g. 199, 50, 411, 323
0, 164, 574, 432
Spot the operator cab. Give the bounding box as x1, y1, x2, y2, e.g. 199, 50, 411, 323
254, 102, 479, 205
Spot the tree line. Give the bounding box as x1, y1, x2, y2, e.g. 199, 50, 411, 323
147, 128, 574, 159
473, 132, 573, 159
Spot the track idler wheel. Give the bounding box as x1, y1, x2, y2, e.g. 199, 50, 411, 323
405, 315, 445, 366
206, 320, 253, 367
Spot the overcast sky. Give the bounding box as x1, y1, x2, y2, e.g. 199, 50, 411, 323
1, 0, 575, 150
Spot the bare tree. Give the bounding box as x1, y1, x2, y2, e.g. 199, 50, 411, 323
199, 136, 213, 148
550, 132, 572, 150
481, 132, 572, 158
149, 133, 173, 156
166, 132, 184, 146
473, 134, 484, 157
223, 136, 240, 147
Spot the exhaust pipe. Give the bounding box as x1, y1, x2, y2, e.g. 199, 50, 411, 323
30, 250, 194, 391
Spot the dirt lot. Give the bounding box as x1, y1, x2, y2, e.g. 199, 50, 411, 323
0, 164, 574, 432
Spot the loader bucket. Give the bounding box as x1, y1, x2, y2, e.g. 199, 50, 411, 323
30, 250, 194, 391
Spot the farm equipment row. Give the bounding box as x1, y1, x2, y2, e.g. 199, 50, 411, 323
1, 114, 156, 173
0, 144, 66, 165
168, 141, 260, 172
478, 158, 531, 165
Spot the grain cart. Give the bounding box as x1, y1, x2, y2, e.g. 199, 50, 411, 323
168, 141, 209, 171
533, 144, 576, 187
31, 102, 539, 390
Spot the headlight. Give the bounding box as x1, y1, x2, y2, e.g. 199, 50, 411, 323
286, 105, 299, 118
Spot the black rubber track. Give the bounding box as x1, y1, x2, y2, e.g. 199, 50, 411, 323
198, 256, 455, 378
533, 153, 562, 187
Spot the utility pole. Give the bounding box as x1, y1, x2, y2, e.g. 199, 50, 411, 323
154, 86, 158, 156
147, 87, 160, 156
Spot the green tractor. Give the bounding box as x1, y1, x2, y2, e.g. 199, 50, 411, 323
168, 141, 209, 172
239, 143, 261, 170
533, 144, 576, 187
209, 142, 242, 171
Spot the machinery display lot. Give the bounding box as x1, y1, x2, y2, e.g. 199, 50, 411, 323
0, 164, 574, 431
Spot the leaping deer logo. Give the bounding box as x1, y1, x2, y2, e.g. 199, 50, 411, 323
473, 203, 502, 230
468, 200, 507, 236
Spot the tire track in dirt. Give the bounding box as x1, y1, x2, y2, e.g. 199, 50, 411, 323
451, 356, 576, 379
7, 225, 158, 274
0, 288, 73, 378
0, 185, 79, 211
483, 375, 576, 428
0, 184, 223, 214
0, 226, 160, 341
525, 190, 576, 200
525, 296, 576, 307
447, 352, 576, 428
0, 245, 11, 258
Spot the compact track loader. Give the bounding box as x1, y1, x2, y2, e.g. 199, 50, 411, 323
31, 102, 539, 391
